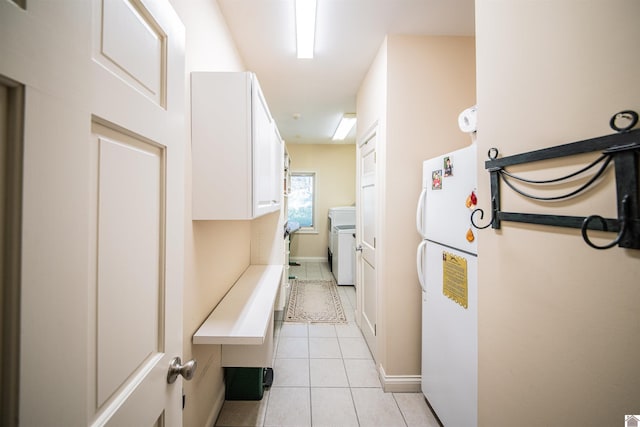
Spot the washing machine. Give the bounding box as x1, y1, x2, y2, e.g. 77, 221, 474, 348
332, 225, 355, 285
328, 206, 355, 269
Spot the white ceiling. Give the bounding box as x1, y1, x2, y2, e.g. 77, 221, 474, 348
217, 0, 475, 144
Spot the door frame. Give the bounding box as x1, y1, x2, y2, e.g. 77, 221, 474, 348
0, 75, 24, 427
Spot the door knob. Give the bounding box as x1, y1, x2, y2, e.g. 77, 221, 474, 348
167, 357, 197, 384
355, 245, 363, 252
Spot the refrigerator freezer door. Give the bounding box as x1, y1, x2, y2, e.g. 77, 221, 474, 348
422, 241, 477, 427
423, 144, 478, 253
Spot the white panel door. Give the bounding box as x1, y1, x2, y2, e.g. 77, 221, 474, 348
0, 1, 186, 425
357, 129, 377, 358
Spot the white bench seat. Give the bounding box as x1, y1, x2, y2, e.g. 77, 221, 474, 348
193, 264, 283, 347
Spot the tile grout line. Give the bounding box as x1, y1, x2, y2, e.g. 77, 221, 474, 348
348, 386, 362, 426
391, 392, 410, 427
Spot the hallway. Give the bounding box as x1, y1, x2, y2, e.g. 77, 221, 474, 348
215, 262, 440, 426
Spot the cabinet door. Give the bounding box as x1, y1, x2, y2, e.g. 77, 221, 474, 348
192, 72, 253, 219
252, 79, 276, 217
271, 126, 283, 209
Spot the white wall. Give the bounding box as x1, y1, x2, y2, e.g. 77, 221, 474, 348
476, 1, 640, 425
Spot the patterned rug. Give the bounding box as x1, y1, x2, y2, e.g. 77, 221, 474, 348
285, 279, 347, 323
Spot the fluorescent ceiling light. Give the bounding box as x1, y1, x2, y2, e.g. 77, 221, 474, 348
295, 0, 316, 59
332, 114, 357, 141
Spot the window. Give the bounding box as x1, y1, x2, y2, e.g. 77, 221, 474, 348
288, 172, 316, 232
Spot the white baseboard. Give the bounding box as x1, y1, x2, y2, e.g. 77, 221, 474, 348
206, 384, 226, 427
289, 256, 327, 263
378, 364, 422, 393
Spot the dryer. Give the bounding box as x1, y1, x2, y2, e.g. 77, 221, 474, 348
327, 206, 355, 269
332, 225, 355, 285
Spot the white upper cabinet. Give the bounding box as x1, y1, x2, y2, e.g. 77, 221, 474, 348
191, 72, 282, 219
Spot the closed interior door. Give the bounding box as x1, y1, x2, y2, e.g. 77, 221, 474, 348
0, 1, 186, 425
358, 129, 377, 358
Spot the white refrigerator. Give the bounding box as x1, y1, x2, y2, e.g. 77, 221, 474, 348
416, 142, 478, 427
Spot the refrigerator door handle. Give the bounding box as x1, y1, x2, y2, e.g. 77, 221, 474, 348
416, 240, 428, 293
416, 188, 427, 238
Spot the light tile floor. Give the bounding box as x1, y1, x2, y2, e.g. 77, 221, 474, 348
215, 262, 441, 427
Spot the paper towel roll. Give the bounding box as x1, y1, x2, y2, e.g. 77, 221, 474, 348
458, 106, 477, 133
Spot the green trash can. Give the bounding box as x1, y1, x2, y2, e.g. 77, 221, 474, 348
224, 367, 273, 400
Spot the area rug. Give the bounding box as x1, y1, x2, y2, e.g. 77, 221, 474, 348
285, 279, 347, 323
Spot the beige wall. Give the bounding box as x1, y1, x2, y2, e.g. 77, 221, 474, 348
385, 35, 476, 376
357, 35, 476, 379
356, 36, 388, 367
171, 3, 285, 425
287, 143, 356, 259
476, 1, 640, 425
169, 1, 249, 426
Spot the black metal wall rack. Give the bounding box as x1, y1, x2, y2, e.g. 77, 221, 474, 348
471, 111, 640, 250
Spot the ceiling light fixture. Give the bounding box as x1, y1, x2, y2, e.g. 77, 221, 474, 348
332, 114, 357, 141
295, 0, 317, 59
